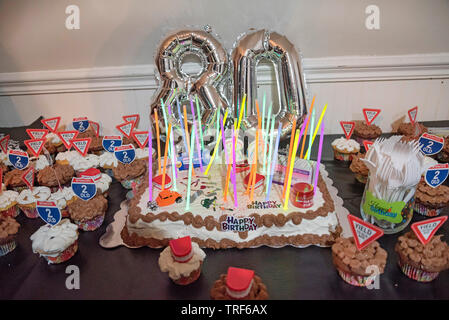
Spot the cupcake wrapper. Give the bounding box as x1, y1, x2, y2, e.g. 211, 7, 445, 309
413, 202, 442, 217
172, 266, 202, 286
0, 205, 19, 218
337, 269, 377, 287
0, 240, 17, 256
44, 241, 78, 264
20, 207, 38, 219
398, 260, 439, 282
121, 175, 144, 189
333, 149, 355, 162
74, 214, 105, 231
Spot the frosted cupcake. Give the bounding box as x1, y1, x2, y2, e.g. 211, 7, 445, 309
4, 169, 29, 192
332, 237, 387, 287
98, 151, 118, 176
17, 186, 51, 218
30, 155, 51, 172
37, 164, 75, 191
0, 216, 20, 256
395, 231, 449, 282
159, 236, 206, 285
353, 120, 382, 145
67, 194, 108, 231
45, 132, 65, 154
397, 122, 428, 138
55, 151, 99, 174
210, 267, 269, 300
112, 158, 147, 189
413, 179, 449, 217
331, 137, 360, 162
78, 168, 112, 197
49, 186, 76, 218
349, 153, 369, 184
0, 190, 19, 218
30, 219, 79, 264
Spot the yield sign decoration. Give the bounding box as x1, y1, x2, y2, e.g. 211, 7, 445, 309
363, 108, 381, 125
0, 135, 9, 153
131, 131, 149, 148
408, 106, 418, 124
363, 140, 373, 151
71, 138, 92, 156
339, 121, 355, 140
347, 214, 384, 251
21, 166, 35, 190
123, 114, 140, 127
41, 117, 61, 132
26, 129, 49, 140
24, 138, 46, 157
58, 131, 79, 149
411, 216, 447, 245
116, 121, 135, 138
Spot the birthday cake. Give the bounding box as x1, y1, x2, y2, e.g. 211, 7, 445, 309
120, 160, 343, 249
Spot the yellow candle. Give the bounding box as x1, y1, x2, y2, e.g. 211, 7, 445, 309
283, 129, 300, 210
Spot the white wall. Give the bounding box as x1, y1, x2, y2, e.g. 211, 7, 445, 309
0, 0, 448, 134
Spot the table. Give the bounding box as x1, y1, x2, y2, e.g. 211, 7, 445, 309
1, 122, 448, 300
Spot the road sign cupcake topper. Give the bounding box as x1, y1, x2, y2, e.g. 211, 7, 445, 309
116, 121, 135, 139
24, 138, 46, 158
26, 129, 49, 140
72, 177, 97, 201
72, 117, 90, 133
425, 163, 449, 188
70, 138, 91, 156
41, 117, 61, 132
0, 135, 10, 153
114, 144, 136, 164
21, 166, 34, 190
419, 133, 444, 156
347, 214, 384, 251
408, 106, 418, 124
411, 216, 447, 246
102, 136, 122, 152
363, 140, 373, 151
131, 131, 149, 149
36, 201, 61, 226
9, 150, 29, 170
340, 121, 355, 140
57, 131, 79, 149
123, 114, 140, 127
363, 108, 381, 125
226, 267, 255, 293
169, 236, 193, 263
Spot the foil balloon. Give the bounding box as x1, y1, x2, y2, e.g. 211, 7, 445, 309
150, 27, 231, 132
231, 29, 308, 138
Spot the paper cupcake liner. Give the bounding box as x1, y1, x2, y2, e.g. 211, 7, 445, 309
121, 175, 144, 189
44, 240, 78, 264
172, 264, 202, 286
413, 201, 443, 217
20, 206, 38, 219
74, 214, 105, 231
333, 149, 356, 162
336, 269, 376, 287
0, 205, 19, 218
0, 240, 17, 256
398, 260, 439, 282
355, 173, 368, 184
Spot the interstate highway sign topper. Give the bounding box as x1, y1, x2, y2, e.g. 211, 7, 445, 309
114, 144, 136, 164
419, 133, 444, 156
72, 177, 97, 201
8, 150, 29, 170
36, 201, 61, 226
72, 117, 90, 133
425, 164, 449, 188
102, 136, 122, 152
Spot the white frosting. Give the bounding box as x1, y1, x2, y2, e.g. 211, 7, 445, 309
99, 152, 118, 168
135, 147, 149, 159
46, 133, 62, 144
0, 152, 12, 166
56, 151, 99, 171
32, 155, 51, 171
17, 186, 51, 205
49, 189, 67, 210
158, 242, 206, 280
30, 219, 78, 257
95, 173, 112, 193
331, 137, 360, 153
0, 190, 19, 209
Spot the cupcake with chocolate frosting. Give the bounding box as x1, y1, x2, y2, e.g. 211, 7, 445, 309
210, 267, 269, 300
112, 158, 147, 189
413, 179, 449, 217
353, 120, 382, 145
395, 230, 449, 282
397, 122, 428, 138
349, 153, 369, 184
0, 216, 20, 256
332, 237, 387, 286
4, 169, 29, 192
37, 163, 75, 191
159, 236, 206, 285
67, 194, 108, 231
17, 186, 51, 218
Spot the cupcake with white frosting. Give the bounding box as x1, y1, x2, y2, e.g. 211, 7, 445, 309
158, 236, 206, 285
55, 151, 99, 173
30, 155, 51, 171
17, 186, 51, 218
49, 186, 76, 218
0, 216, 20, 256
30, 219, 79, 264
331, 137, 360, 162
0, 190, 19, 218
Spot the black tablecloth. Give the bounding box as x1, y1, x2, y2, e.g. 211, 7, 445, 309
1, 120, 448, 300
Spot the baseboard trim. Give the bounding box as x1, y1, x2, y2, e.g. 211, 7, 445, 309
1, 53, 448, 95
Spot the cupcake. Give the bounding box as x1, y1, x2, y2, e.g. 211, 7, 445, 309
438, 136, 449, 163
55, 151, 99, 174
349, 153, 369, 184
30, 219, 79, 264
17, 186, 51, 218
397, 122, 428, 138
67, 194, 108, 231
4, 169, 29, 192
395, 231, 449, 282
78, 168, 112, 197
332, 237, 387, 287
158, 236, 206, 285
30, 155, 51, 172
353, 120, 382, 145
49, 186, 76, 218
37, 163, 75, 191
76, 127, 103, 155
112, 158, 147, 189
122, 136, 139, 148
0, 190, 19, 218
0, 216, 20, 256
45, 132, 66, 154
331, 137, 360, 162
210, 267, 269, 300
413, 179, 449, 217
98, 152, 118, 176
